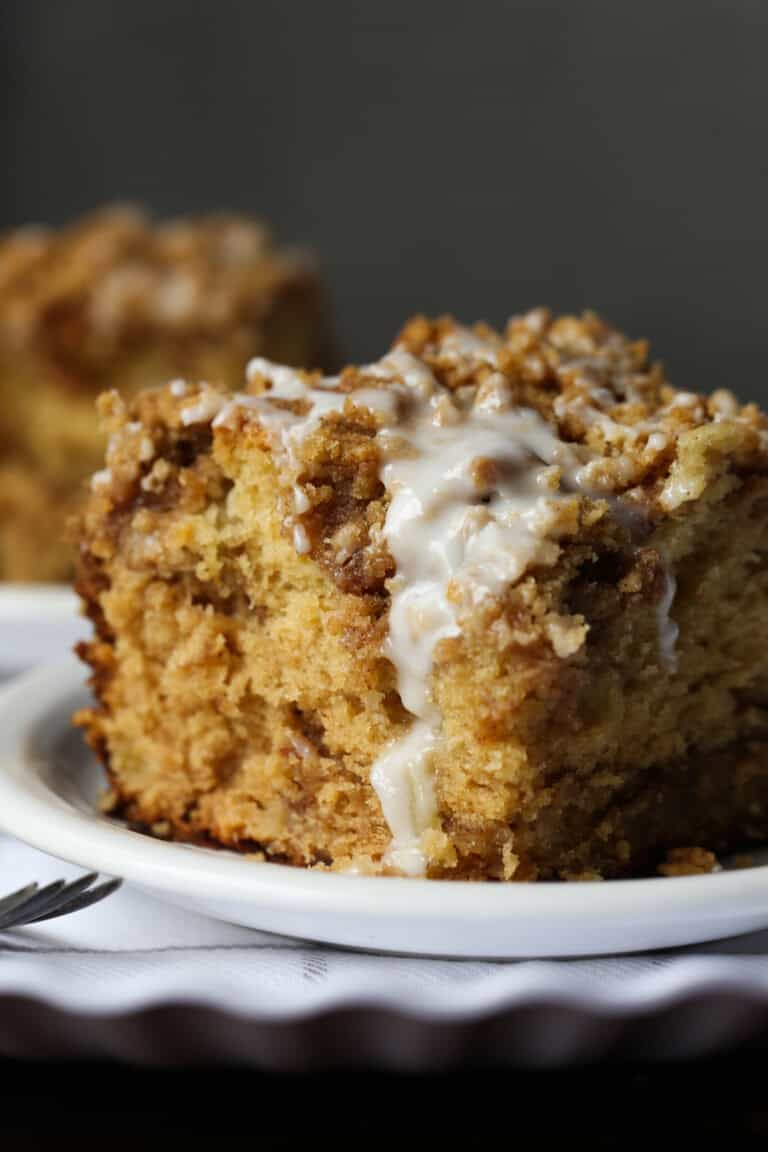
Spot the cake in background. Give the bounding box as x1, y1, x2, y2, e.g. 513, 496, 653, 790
0, 205, 334, 582
76, 310, 768, 880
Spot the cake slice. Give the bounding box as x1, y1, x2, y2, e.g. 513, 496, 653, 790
75, 310, 768, 879
0, 205, 333, 582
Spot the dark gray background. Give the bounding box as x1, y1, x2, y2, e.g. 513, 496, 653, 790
1, 0, 766, 397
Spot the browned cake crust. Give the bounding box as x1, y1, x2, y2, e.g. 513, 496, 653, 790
0, 205, 334, 581
75, 310, 768, 880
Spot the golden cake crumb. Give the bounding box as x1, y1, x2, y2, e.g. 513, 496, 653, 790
96, 786, 119, 814
657, 847, 720, 876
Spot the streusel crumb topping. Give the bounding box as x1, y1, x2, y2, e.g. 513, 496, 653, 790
0, 204, 315, 362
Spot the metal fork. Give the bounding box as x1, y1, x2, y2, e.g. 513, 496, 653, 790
0, 873, 121, 932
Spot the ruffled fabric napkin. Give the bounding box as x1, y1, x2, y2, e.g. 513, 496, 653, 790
2, 833, 768, 1067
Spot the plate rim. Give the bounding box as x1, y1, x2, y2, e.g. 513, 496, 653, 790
1, 659, 768, 931
0, 583, 80, 619
0, 584, 87, 674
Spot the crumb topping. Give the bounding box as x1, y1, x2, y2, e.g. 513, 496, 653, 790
0, 204, 316, 364
657, 846, 720, 876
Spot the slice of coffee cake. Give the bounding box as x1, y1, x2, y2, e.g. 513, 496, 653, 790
76, 310, 768, 879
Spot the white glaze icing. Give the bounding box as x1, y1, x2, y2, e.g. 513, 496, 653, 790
436, 327, 503, 364
180, 390, 224, 425
371, 378, 586, 872
379, 401, 579, 718
668, 391, 699, 409
657, 561, 679, 672
91, 468, 112, 490
369, 720, 437, 875
293, 522, 311, 554
138, 436, 155, 462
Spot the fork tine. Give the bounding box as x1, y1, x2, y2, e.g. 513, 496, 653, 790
0, 874, 122, 933
26, 877, 122, 924
17, 871, 100, 923
41, 872, 99, 905
0, 879, 68, 931
0, 882, 39, 919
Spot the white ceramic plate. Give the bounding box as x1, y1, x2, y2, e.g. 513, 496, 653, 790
1, 659, 768, 959
0, 584, 90, 675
